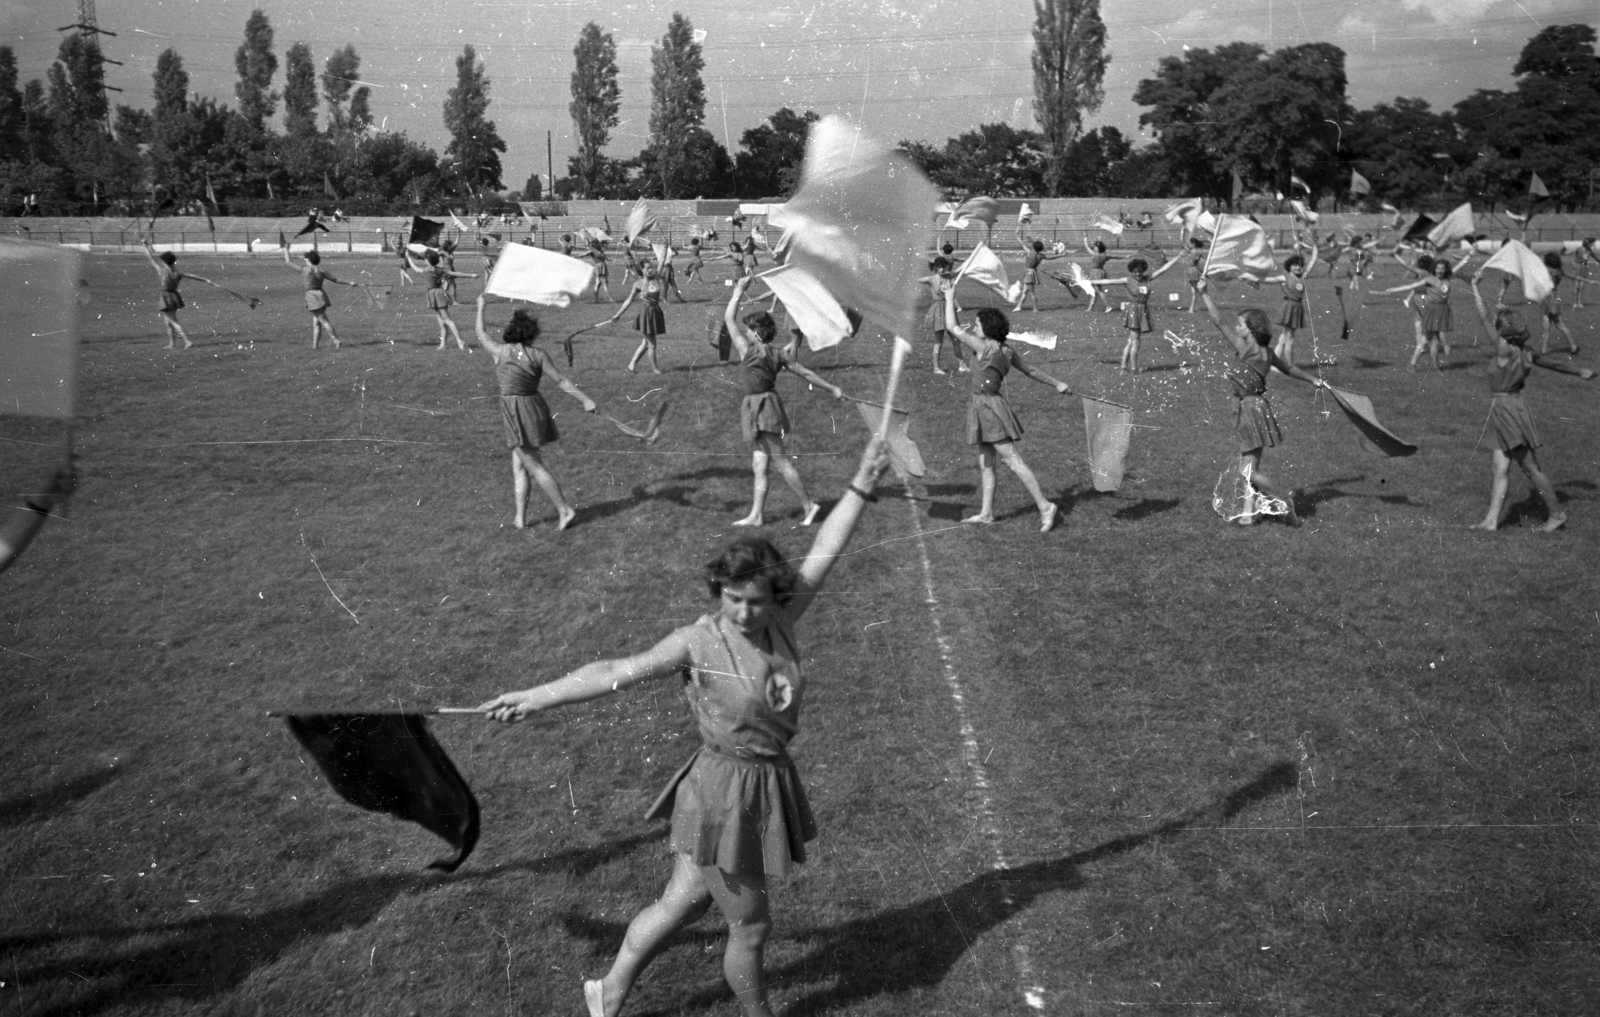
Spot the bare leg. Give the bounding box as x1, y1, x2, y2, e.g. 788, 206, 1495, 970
591, 854, 715, 1017
627, 338, 648, 373
1248, 451, 1299, 525
703, 866, 778, 1017
965, 444, 997, 523
1514, 447, 1566, 531
1472, 448, 1513, 530
444, 312, 466, 350
160, 311, 192, 349
516, 446, 576, 529
1275, 329, 1295, 365
761, 434, 820, 524
995, 441, 1056, 530
1555, 317, 1579, 354
510, 451, 530, 529
932, 331, 948, 374
318, 312, 340, 348
735, 444, 770, 526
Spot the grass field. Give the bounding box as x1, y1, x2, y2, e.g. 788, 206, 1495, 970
2, 248, 1598, 1017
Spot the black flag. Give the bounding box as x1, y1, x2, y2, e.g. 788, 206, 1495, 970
284, 712, 480, 872
1401, 213, 1438, 243
408, 216, 444, 249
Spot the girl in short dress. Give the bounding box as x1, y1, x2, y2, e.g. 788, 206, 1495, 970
1196, 279, 1329, 526
608, 260, 670, 374
283, 247, 358, 349
407, 249, 478, 350
1466, 275, 1594, 532
1012, 225, 1067, 313
1379, 254, 1455, 371
478, 435, 891, 1017
141, 238, 218, 349
1081, 238, 1120, 313
1262, 245, 1319, 364
725, 277, 845, 528
473, 294, 597, 531
682, 237, 707, 283
1185, 237, 1208, 313
922, 256, 963, 375
1539, 252, 1581, 355
1087, 252, 1184, 373
943, 287, 1073, 532
582, 238, 615, 303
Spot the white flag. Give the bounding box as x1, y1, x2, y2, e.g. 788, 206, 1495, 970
484, 243, 596, 307
956, 241, 1023, 304
1482, 238, 1555, 303
758, 264, 859, 350
1203, 215, 1276, 277
1427, 203, 1476, 248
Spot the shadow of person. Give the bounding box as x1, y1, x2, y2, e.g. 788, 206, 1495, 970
3, 829, 665, 1017
563, 762, 1297, 1016
579, 465, 749, 525
0, 763, 127, 831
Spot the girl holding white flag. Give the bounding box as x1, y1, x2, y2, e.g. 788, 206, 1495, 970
726, 277, 845, 528
1196, 279, 1330, 526
922, 256, 964, 374
1081, 239, 1120, 313
1087, 252, 1184, 373
1012, 225, 1068, 313
606, 260, 670, 374
1465, 275, 1594, 532
478, 436, 891, 1017
473, 294, 596, 531
1262, 245, 1319, 364
944, 287, 1072, 532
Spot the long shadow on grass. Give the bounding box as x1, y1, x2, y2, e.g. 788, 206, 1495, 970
1298, 474, 1425, 518
562, 762, 1297, 1016
2, 829, 665, 1017
580, 465, 749, 524
0, 764, 126, 830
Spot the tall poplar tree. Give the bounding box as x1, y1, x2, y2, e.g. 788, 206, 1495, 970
443, 44, 507, 193
569, 22, 620, 198
282, 42, 317, 137
234, 9, 277, 129
1031, 0, 1108, 197
648, 13, 706, 199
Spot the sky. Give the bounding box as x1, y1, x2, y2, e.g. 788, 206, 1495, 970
6, 0, 1599, 194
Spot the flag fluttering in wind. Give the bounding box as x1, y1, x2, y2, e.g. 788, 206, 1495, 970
758, 263, 863, 350
1008, 331, 1058, 350
0, 239, 80, 420
484, 243, 597, 307
1164, 198, 1216, 235
942, 195, 999, 230
283, 712, 480, 873
1289, 200, 1319, 224
1064, 261, 1098, 297
1082, 396, 1133, 492
955, 241, 1023, 304
576, 224, 611, 245
1203, 215, 1276, 277
1380, 203, 1402, 227
1349, 169, 1372, 196
1290, 174, 1311, 194
1427, 203, 1475, 248
448, 210, 472, 233
1231, 168, 1245, 201
846, 398, 924, 478
1401, 213, 1437, 243
1529, 172, 1550, 199
651, 241, 671, 267
1481, 238, 1555, 303
765, 115, 938, 345
1323, 386, 1417, 457
625, 201, 657, 245
323, 172, 338, 199
1094, 213, 1126, 236
408, 216, 444, 249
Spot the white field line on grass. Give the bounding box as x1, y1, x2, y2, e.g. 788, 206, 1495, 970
903, 493, 1046, 1012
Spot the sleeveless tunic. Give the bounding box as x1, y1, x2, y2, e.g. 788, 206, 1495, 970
966, 339, 1025, 445
1123, 280, 1153, 334
302, 264, 331, 312
1419, 280, 1452, 333
1277, 276, 1307, 330
645, 612, 817, 876
633, 277, 667, 336
1487, 349, 1540, 451
425, 264, 452, 310
1023, 249, 1043, 286
739, 343, 791, 443
496, 347, 558, 448
1089, 252, 1111, 280
1542, 269, 1563, 319
1229, 342, 1282, 452
924, 275, 953, 333
159, 265, 184, 313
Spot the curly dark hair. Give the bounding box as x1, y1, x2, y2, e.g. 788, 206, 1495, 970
1431, 259, 1453, 279
743, 310, 777, 343
159, 251, 176, 265
305, 250, 321, 265
503, 309, 540, 346
1284, 254, 1304, 272
1128, 257, 1149, 276
1415, 253, 1435, 274
1238, 308, 1274, 346
1543, 251, 1563, 271
1093, 241, 1106, 253
975, 307, 1010, 341
1032, 240, 1045, 252
941, 242, 955, 256
705, 537, 798, 605
424, 250, 440, 266
931, 256, 951, 272
1495, 308, 1530, 344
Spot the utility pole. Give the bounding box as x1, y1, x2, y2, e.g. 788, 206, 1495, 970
57, 0, 123, 128
547, 130, 554, 197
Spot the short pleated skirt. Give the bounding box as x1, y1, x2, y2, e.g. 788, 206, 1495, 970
924, 298, 947, 334
160, 290, 184, 313
500, 393, 558, 448
593, 260, 609, 279
634, 302, 666, 336
426, 287, 452, 310
1124, 302, 1153, 334
1488, 392, 1540, 451
967, 392, 1025, 445
1235, 394, 1282, 452
1186, 266, 1203, 286
1023, 268, 1039, 286
304, 289, 330, 312
1277, 299, 1306, 330
1541, 294, 1561, 320
646, 746, 817, 878
1089, 267, 1108, 281
1420, 303, 1452, 333
741, 391, 789, 443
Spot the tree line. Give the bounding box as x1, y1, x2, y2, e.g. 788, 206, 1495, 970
5, 3, 1598, 216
